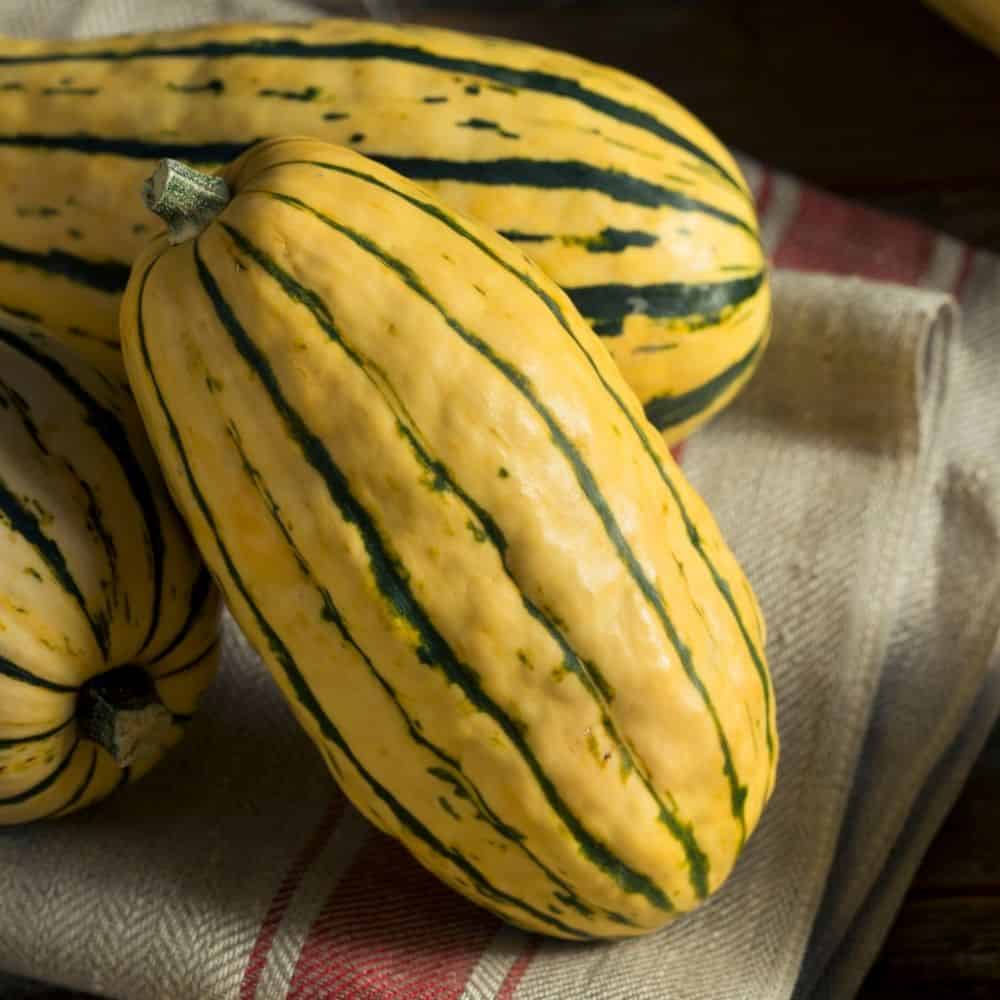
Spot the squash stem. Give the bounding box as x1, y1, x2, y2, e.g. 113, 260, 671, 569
142, 158, 231, 245
76, 665, 174, 768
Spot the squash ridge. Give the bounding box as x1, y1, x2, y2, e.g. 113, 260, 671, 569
245, 187, 748, 842
0, 33, 744, 190
131, 253, 601, 941
273, 158, 775, 767
220, 213, 712, 903
187, 235, 676, 914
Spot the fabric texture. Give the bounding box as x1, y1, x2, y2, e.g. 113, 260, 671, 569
2, 3, 1000, 998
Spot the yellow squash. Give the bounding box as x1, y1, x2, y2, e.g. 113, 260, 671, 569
121, 137, 777, 938
0, 318, 221, 825
0, 17, 769, 443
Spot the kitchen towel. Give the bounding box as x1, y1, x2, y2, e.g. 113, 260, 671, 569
1, 3, 1000, 998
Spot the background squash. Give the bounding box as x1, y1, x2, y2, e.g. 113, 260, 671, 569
925, 0, 1000, 56
0, 318, 221, 825
0, 17, 769, 443
121, 138, 777, 938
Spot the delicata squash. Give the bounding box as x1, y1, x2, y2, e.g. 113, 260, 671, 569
0, 319, 221, 825
121, 138, 777, 938
0, 17, 770, 443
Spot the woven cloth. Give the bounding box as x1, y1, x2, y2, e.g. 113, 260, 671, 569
2, 3, 1000, 998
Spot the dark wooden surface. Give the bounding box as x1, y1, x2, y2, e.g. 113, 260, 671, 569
405, 1, 1000, 997
858, 729, 1000, 997
3, 2, 999, 997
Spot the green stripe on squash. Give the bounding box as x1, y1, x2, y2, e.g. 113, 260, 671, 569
133, 252, 602, 940
0, 35, 744, 190
0, 475, 110, 659
0, 716, 74, 747
0, 653, 78, 693
190, 236, 677, 915
285, 160, 777, 769
643, 340, 764, 432
47, 745, 98, 819
0, 324, 167, 655
218, 218, 711, 903
566, 271, 766, 331
222, 415, 626, 924
0, 236, 130, 298
0, 135, 753, 238
0, 738, 80, 805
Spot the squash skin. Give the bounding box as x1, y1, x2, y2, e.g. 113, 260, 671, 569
121, 136, 777, 938
0, 17, 769, 443
924, 0, 1000, 55
0, 319, 222, 826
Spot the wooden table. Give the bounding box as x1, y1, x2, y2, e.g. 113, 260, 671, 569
408, 2, 1000, 996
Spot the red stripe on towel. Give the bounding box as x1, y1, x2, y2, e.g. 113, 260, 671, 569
495, 936, 541, 1000
773, 187, 935, 283
240, 797, 346, 1000
287, 833, 498, 999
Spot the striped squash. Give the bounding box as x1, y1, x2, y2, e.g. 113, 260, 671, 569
0, 317, 221, 826
121, 137, 777, 939
0, 17, 769, 443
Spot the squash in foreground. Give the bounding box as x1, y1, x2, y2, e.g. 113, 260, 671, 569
121, 138, 777, 938
0, 319, 221, 825
0, 16, 770, 443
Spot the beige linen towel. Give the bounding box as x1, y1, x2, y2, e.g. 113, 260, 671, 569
2, 266, 994, 999
2, 4, 1000, 998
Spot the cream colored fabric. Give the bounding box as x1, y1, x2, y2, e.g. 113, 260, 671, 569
795, 256, 1000, 998
2, 4, 1000, 998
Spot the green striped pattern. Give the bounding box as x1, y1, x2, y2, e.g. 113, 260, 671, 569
124, 142, 775, 937
0, 18, 766, 440
0, 320, 220, 824
281, 156, 775, 767
0, 737, 81, 805
0, 738, 102, 825
222, 413, 630, 928
0, 323, 166, 656
0, 716, 73, 747
0, 34, 744, 188
220, 215, 712, 898
643, 339, 766, 432
565, 272, 767, 337
134, 258, 603, 939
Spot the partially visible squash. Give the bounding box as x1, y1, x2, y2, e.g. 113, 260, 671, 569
925, 0, 1000, 56
0, 317, 221, 825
